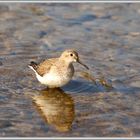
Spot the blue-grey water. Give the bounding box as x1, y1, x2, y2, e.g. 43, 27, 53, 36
0, 3, 140, 137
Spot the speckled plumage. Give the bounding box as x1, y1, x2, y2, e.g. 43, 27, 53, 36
29, 49, 89, 88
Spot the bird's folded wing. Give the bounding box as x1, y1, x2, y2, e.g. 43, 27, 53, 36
36, 58, 58, 77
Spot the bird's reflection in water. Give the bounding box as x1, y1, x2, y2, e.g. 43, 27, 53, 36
32, 88, 75, 132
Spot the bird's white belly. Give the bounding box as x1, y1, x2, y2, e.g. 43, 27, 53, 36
36, 72, 72, 88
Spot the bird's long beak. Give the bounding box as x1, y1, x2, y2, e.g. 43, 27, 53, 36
77, 59, 89, 70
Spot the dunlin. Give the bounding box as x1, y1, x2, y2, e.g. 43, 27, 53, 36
29, 49, 89, 88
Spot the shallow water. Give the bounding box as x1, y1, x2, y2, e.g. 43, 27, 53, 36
0, 3, 140, 137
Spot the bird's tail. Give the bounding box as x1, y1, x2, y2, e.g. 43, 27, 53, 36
28, 61, 38, 70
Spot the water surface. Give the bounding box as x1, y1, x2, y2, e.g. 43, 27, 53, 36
0, 3, 140, 137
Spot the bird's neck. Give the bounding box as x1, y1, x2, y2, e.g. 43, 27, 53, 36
58, 58, 73, 68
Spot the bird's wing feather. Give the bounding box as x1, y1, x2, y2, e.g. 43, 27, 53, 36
36, 58, 58, 76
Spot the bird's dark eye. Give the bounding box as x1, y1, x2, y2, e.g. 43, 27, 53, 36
70, 53, 73, 56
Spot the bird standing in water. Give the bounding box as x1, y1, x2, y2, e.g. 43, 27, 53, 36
29, 49, 89, 88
